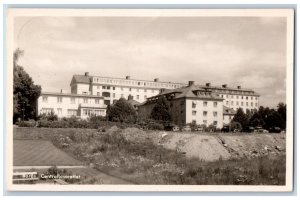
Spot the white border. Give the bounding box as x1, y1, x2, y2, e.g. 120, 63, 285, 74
5, 8, 295, 192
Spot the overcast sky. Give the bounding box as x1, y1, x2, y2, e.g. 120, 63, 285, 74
14, 16, 287, 107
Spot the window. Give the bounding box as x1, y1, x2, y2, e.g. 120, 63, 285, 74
95, 99, 99, 104
241, 96, 244, 99
121, 94, 124, 98
241, 102, 244, 106
231, 95, 234, 98
221, 94, 223, 98
107, 86, 110, 90
152, 89, 154, 93
137, 88, 139, 92
203, 102, 208, 107
203, 111, 207, 117
144, 95, 147, 100
129, 88, 132, 92
251, 97, 253, 100
121, 87, 124, 91
213, 121, 217, 126
192, 111, 197, 116
57, 97, 62, 103
213, 102, 217, 108
97, 92, 100, 96
57, 108, 62, 115
236, 101, 239, 106
113, 93, 116, 98
226, 95, 228, 98
42, 96, 48, 102
137, 95, 139, 100
203, 120, 207, 124
192, 120, 197, 124
231, 101, 234, 106
246, 96, 248, 100
246, 102, 249, 106
67, 109, 77, 116
255, 97, 258, 100
71, 97, 75, 104
213, 112, 217, 117
192, 102, 196, 108
226, 101, 229, 105
251, 102, 253, 107
97, 86, 100, 89
102, 86, 106, 89
255, 103, 258, 107
237, 96, 239, 99
113, 87, 115, 90
84, 98, 88, 103
41, 108, 53, 114
144, 89, 147, 92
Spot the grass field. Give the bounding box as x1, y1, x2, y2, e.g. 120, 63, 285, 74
13, 127, 286, 185
14, 140, 83, 166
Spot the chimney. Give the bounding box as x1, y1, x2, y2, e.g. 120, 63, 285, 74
237, 85, 241, 89
84, 72, 89, 76
206, 83, 211, 87
126, 75, 131, 80
154, 78, 159, 82
222, 84, 227, 88
128, 95, 133, 100
188, 81, 195, 86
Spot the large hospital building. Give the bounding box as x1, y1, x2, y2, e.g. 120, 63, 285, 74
37, 72, 260, 126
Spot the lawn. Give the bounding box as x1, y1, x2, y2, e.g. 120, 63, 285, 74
13, 127, 286, 185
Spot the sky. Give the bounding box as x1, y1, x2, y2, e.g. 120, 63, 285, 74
14, 16, 287, 108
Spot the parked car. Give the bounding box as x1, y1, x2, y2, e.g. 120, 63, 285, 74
181, 125, 191, 131
172, 126, 180, 132
221, 126, 230, 133
233, 129, 241, 133
254, 128, 269, 133
269, 127, 281, 133
195, 126, 204, 132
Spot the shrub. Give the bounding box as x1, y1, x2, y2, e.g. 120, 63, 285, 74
17, 120, 36, 127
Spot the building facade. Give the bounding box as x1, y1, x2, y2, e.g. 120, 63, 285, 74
70, 72, 187, 105
138, 81, 224, 128
37, 92, 107, 119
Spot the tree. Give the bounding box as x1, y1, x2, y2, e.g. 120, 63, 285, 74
13, 48, 41, 122
150, 96, 172, 122
277, 102, 286, 129
232, 108, 249, 131
249, 111, 265, 128
265, 110, 285, 129
107, 98, 137, 123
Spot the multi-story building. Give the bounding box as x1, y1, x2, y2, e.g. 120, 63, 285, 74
138, 81, 224, 128
70, 72, 187, 106
37, 91, 107, 119
201, 83, 260, 112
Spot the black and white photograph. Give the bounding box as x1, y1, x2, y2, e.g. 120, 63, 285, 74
5, 8, 294, 192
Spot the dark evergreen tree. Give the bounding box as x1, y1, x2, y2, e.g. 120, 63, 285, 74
107, 98, 137, 123
150, 96, 172, 122
13, 48, 41, 122
232, 108, 249, 130
249, 111, 265, 127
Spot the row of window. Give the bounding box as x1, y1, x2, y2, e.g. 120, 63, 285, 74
225, 101, 258, 107
220, 94, 258, 100
98, 86, 157, 93
93, 78, 182, 89
192, 110, 218, 117
213, 89, 255, 95
42, 96, 100, 104
192, 101, 218, 108
82, 109, 105, 116
41, 108, 104, 116
191, 119, 218, 126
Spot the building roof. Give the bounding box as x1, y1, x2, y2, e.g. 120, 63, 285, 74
71, 75, 91, 84
201, 85, 259, 96
148, 84, 224, 101
127, 99, 142, 107
223, 106, 236, 115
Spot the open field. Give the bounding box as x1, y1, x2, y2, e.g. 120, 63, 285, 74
13, 127, 286, 185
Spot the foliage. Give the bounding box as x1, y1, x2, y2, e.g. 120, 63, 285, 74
232, 108, 249, 131
17, 119, 36, 127
229, 121, 242, 131
13, 48, 41, 123
107, 98, 137, 123
38, 112, 58, 121
150, 96, 172, 122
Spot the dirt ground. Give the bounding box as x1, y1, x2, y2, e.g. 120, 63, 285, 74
120, 127, 286, 161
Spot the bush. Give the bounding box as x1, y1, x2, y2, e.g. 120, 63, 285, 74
146, 121, 164, 130
17, 120, 36, 127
